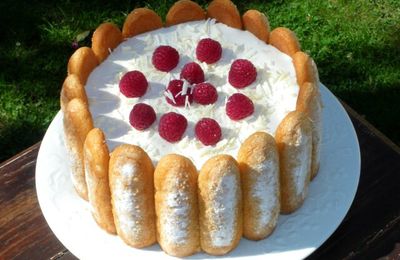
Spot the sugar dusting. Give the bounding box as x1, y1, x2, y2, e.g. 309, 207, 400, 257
292, 128, 312, 196
251, 159, 279, 230
209, 173, 238, 247
113, 163, 143, 240
160, 186, 190, 245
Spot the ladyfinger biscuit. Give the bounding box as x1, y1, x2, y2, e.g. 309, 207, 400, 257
63, 98, 94, 200
122, 8, 163, 39
166, 0, 206, 27
92, 22, 123, 63
242, 10, 270, 43
198, 155, 242, 255
275, 111, 312, 214
311, 57, 320, 82
237, 132, 280, 240
154, 154, 199, 257
270, 27, 301, 57
292, 51, 317, 87
60, 74, 87, 112
207, 0, 242, 29
67, 47, 98, 84
83, 128, 116, 234
296, 82, 323, 179
109, 144, 156, 248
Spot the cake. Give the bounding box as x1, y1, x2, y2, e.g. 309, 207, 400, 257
61, 0, 322, 257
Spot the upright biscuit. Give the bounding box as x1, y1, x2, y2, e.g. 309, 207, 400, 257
238, 132, 280, 240
84, 128, 116, 234
296, 82, 323, 179
275, 111, 312, 214
207, 0, 242, 29
293, 51, 317, 86
166, 0, 206, 26
154, 154, 200, 257
242, 10, 270, 43
198, 155, 242, 255
60, 74, 87, 112
67, 47, 98, 84
109, 144, 156, 248
122, 8, 163, 38
92, 22, 123, 63
63, 98, 94, 200
270, 27, 301, 57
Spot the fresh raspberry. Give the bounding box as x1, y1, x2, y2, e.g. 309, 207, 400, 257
228, 59, 257, 88
152, 45, 179, 72
193, 83, 218, 105
180, 62, 205, 84
196, 38, 222, 64
226, 93, 254, 120
158, 112, 187, 142
119, 70, 148, 97
165, 79, 193, 107
195, 118, 222, 146
129, 103, 156, 130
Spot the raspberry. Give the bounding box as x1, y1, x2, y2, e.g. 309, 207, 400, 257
129, 103, 156, 130
165, 79, 193, 107
228, 59, 257, 88
226, 93, 254, 120
196, 38, 222, 64
119, 70, 148, 97
180, 62, 205, 84
152, 45, 179, 72
195, 118, 222, 146
193, 83, 218, 105
158, 112, 187, 142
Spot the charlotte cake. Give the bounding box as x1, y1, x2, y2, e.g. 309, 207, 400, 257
61, 0, 322, 256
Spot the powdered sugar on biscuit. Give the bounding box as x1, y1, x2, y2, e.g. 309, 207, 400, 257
209, 173, 238, 247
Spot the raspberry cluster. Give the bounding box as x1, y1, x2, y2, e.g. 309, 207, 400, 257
120, 38, 259, 145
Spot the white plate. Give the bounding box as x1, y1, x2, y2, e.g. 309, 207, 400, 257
36, 84, 360, 260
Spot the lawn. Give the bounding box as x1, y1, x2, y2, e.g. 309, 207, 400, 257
0, 0, 399, 162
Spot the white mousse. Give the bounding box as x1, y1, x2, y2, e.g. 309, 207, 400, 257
85, 19, 299, 169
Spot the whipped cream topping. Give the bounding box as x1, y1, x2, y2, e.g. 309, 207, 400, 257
85, 19, 299, 169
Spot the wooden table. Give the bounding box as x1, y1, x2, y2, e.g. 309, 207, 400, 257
1, 104, 400, 260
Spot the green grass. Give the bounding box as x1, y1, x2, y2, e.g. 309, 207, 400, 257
0, 0, 399, 162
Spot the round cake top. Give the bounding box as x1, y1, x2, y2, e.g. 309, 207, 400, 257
85, 19, 299, 168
